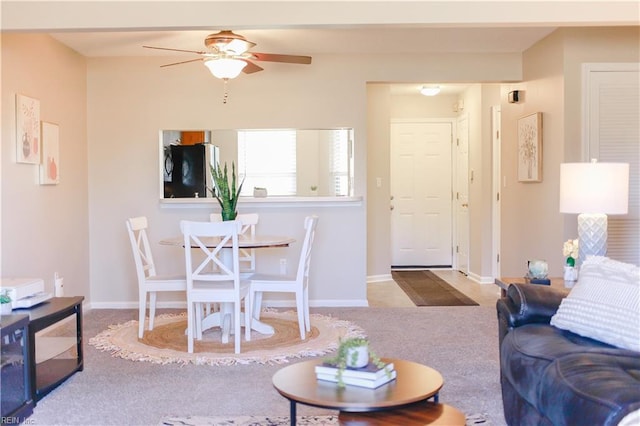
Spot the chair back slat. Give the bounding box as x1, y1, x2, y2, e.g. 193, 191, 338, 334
181, 220, 241, 289
210, 213, 259, 272
297, 215, 319, 282
126, 216, 157, 280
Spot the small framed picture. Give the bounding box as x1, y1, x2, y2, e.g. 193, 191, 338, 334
16, 94, 41, 164
40, 122, 60, 185
517, 112, 543, 182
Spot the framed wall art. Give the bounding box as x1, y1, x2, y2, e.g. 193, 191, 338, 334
517, 112, 543, 182
16, 94, 41, 164
40, 121, 60, 185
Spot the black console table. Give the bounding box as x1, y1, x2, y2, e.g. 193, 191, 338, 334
1, 314, 33, 423
16, 296, 84, 402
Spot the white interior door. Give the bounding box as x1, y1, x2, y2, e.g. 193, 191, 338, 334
455, 114, 469, 273
390, 121, 453, 267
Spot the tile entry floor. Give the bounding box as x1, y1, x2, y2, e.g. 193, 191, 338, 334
367, 269, 501, 308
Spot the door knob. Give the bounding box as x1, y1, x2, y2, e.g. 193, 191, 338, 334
390, 205, 394, 211
461, 203, 468, 207
390, 195, 394, 201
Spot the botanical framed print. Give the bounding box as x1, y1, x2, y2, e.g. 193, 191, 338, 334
16, 94, 41, 164
40, 121, 60, 185
517, 112, 543, 182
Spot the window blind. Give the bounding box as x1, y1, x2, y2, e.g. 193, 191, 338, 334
237, 130, 297, 196
587, 67, 639, 264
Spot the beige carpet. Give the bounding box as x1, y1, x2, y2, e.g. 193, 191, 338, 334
89, 309, 365, 366
160, 413, 490, 425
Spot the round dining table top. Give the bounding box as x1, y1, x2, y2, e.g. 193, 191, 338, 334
159, 235, 295, 248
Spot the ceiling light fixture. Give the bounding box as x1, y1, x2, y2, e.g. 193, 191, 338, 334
204, 58, 248, 80
421, 85, 441, 96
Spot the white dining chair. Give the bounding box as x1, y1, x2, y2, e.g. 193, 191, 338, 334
249, 215, 319, 340
181, 219, 251, 354
126, 216, 186, 339
210, 213, 259, 275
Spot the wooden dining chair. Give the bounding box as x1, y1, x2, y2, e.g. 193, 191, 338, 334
126, 216, 186, 339
249, 215, 319, 340
180, 219, 251, 354
210, 213, 259, 276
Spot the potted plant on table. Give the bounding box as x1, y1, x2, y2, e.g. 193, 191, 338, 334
562, 238, 579, 287
210, 162, 244, 221
324, 337, 389, 387
1, 291, 12, 315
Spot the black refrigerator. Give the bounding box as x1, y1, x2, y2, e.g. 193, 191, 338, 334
164, 144, 218, 198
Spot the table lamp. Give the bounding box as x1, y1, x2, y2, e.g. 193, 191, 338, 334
559, 160, 629, 265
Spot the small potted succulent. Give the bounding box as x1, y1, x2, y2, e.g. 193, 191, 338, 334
210, 162, 244, 221
324, 337, 388, 387
1, 290, 12, 315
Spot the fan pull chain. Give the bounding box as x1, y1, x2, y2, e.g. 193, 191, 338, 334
222, 78, 229, 104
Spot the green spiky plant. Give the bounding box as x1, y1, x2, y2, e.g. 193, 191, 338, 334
210, 162, 244, 221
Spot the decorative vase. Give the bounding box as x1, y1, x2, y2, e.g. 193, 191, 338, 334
346, 346, 369, 368
563, 265, 578, 288
528, 260, 549, 279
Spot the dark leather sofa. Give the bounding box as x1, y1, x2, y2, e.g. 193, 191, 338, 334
496, 283, 640, 426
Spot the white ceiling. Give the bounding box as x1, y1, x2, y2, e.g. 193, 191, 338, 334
51, 27, 557, 57
49, 26, 556, 96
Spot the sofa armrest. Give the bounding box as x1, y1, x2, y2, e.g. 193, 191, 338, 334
496, 283, 569, 347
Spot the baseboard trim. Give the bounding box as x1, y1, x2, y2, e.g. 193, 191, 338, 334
466, 271, 495, 284
367, 274, 392, 283
87, 299, 370, 310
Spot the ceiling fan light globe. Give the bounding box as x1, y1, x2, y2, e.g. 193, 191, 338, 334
204, 58, 247, 79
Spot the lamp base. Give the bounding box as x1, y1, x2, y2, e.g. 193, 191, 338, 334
577, 213, 607, 265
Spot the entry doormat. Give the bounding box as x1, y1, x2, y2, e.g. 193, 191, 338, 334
391, 270, 479, 306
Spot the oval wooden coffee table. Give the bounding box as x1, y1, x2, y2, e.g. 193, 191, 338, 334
272, 358, 448, 426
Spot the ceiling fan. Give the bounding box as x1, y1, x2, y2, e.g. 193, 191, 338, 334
143, 30, 312, 79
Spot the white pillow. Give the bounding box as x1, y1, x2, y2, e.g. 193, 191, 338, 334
550, 256, 640, 352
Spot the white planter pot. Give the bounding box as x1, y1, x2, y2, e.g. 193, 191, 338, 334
346, 346, 369, 368
1, 302, 13, 315
564, 265, 578, 288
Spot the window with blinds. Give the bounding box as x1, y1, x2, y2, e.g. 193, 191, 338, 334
237, 130, 297, 196
585, 64, 640, 264
330, 129, 351, 196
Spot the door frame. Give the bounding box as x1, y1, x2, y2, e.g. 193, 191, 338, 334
491, 106, 501, 278
389, 118, 457, 268
454, 113, 469, 273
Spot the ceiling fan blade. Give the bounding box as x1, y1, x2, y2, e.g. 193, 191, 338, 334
160, 58, 204, 67
241, 60, 264, 74
143, 45, 206, 55
250, 52, 312, 65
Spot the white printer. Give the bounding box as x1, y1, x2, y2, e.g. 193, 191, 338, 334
0, 278, 52, 309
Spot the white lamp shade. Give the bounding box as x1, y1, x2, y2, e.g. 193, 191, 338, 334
559, 162, 629, 215
204, 58, 247, 79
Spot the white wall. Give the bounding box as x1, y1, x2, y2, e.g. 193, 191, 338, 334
2, 25, 637, 308
86, 54, 370, 307
1, 34, 90, 299
499, 26, 640, 277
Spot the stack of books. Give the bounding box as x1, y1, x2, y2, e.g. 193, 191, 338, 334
315, 361, 397, 388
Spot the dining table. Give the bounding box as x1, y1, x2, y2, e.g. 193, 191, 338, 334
159, 233, 296, 343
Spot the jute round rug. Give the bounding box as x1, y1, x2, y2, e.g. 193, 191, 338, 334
89, 309, 365, 366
